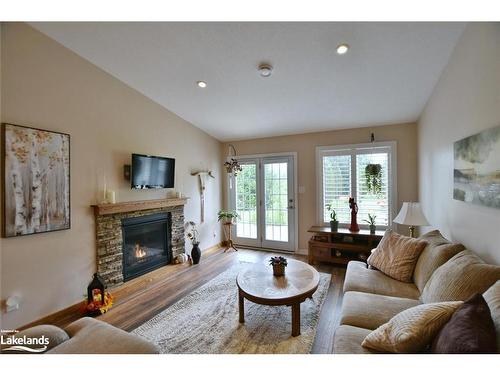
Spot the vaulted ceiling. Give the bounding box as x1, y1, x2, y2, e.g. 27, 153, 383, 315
31, 22, 466, 141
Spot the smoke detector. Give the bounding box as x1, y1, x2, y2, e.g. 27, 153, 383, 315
258, 64, 273, 77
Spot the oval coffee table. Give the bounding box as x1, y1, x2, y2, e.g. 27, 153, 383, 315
236, 258, 320, 337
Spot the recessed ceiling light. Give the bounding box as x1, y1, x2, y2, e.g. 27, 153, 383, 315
197, 81, 207, 88
336, 44, 349, 55
258, 64, 273, 78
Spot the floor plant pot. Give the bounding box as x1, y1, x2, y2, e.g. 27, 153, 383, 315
369, 225, 376, 234
191, 243, 201, 264
272, 264, 286, 277
330, 221, 338, 232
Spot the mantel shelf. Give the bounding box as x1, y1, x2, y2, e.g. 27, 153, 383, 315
91, 197, 189, 216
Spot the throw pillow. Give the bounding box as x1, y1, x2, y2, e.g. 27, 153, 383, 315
361, 301, 463, 353
413, 230, 465, 292
432, 294, 497, 353
421, 250, 500, 303
483, 281, 500, 351
367, 230, 428, 282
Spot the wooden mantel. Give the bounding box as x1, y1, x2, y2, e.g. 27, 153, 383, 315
91, 197, 189, 216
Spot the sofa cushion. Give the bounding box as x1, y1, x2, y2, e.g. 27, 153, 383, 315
48, 317, 159, 354
340, 291, 421, 330
421, 250, 500, 303
483, 281, 500, 352
413, 230, 465, 292
367, 230, 427, 283
333, 325, 377, 354
431, 294, 497, 353
361, 301, 463, 353
344, 261, 421, 300
1, 325, 70, 353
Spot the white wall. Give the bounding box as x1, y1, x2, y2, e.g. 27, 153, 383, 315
418, 23, 500, 264
0, 23, 222, 329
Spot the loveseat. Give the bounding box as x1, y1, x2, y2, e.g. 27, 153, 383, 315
333, 230, 500, 354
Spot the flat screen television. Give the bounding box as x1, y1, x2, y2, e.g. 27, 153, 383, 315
131, 153, 175, 189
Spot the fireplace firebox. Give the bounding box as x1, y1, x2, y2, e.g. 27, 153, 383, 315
121, 212, 172, 282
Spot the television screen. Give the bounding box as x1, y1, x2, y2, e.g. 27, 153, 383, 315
131, 154, 175, 189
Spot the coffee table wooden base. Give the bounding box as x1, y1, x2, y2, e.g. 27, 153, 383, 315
236, 259, 320, 338
238, 288, 312, 337
291, 303, 300, 337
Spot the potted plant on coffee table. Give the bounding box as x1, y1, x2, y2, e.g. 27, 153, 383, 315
325, 203, 339, 232
363, 214, 377, 234
269, 256, 288, 277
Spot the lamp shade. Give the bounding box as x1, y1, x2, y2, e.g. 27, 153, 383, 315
393, 202, 429, 226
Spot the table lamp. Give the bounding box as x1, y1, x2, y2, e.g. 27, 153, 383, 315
393, 202, 429, 237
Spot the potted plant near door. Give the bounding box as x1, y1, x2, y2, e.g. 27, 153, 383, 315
325, 203, 339, 232
363, 214, 377, 234
217, 210, 239, 224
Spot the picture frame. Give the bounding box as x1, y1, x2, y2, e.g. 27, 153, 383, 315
453, 124, 500, 209
2, 123, 71, 237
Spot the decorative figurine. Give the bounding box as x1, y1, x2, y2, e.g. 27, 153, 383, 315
349, 197, 360, 232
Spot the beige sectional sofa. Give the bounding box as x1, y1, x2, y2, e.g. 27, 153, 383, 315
4, 317, 159, 354
333, 230, 500, 354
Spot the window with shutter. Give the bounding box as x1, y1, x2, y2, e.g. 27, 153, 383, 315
317, 142, 396, 229
322, 155, 351, 223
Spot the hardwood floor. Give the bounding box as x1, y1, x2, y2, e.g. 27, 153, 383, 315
24, 247, 345, 354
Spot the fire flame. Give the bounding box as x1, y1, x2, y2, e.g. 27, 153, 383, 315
134, 244, 146, 258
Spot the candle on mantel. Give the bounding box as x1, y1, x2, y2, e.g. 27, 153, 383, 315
103, 176, 107, 203
106, 190, 116, 204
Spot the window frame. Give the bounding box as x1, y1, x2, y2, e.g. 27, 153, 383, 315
316, 141, 397, 229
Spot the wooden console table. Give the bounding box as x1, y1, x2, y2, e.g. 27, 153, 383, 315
308, 226, 384, 266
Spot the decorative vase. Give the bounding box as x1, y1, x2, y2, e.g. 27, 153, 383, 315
191, 243, 201, 264
369, 225, 376, 234
272, 264, 286, 277
330, 221, 338, 232
349, 198, 360, 232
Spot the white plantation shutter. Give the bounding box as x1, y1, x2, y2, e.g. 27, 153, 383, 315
322, 155, 352, 223
356, 153, 390, 226
318, 143, 395, 228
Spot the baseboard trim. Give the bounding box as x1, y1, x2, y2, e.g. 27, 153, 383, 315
17, 301, 82, 331
295, 248, 308, 255
202, 242, 223, 254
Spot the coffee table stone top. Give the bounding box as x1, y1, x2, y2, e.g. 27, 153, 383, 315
236, 259, 320, 302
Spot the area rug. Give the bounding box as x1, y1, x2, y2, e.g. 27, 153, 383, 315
132, 263, 331, 354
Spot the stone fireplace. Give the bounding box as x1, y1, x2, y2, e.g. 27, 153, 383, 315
92, 198, 187, 286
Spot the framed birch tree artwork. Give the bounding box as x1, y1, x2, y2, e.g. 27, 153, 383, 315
2, 123, 70, 237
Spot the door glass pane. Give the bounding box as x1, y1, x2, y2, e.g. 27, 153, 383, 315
235, 164, 257, 238
322, 155, 351, 223
264, 162, 288, 242
356, 153, 389, 226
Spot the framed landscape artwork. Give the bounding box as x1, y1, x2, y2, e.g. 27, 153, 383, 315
2, 123, 70, 237
454, 124, 500, 209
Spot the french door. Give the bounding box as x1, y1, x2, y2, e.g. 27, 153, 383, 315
229, 155, 296, 252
